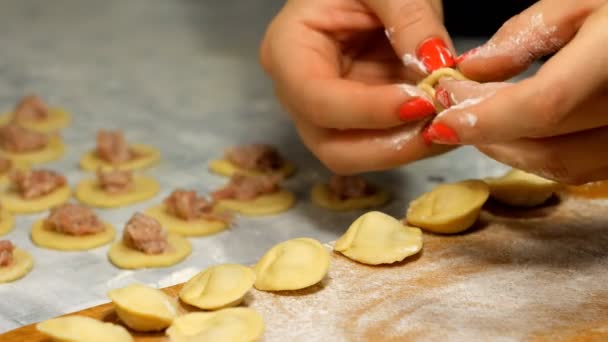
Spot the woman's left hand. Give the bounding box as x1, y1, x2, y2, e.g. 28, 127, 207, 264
425, 0, 608, 184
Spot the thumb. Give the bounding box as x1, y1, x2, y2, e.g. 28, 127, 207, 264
363, 0, 454, 76
434, 79, 512, 108
456, 0, 602, 82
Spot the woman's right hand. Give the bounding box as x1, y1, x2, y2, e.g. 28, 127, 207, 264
260, 0, 456, 174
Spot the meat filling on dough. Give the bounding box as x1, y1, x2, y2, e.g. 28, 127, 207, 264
46, 203, 105, 236
123, 213, 169, 254
0, 124, 49, 153
328, 175, 376, 200
11, 169, 66, 199
0, 158, 12, 174
213, 174, 282, 201
0, 240, 14, 267
96, 130, 134, 164
13, 95, 50, 122
164, 189, 229, 222
97, 168, 133, 194
225, 144, 284, 172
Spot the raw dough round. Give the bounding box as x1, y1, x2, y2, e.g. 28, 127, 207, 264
144, 204, 228, 237
406, 180, 489, 234
485, 169, 561, 207
31, 220, 116, 251
166, 308, 264, 342
0, 108, 71, 132
0, 248, 33, 283
37, 315, 133, 342
79, 144, 161, 171
179, 264, 255, 310
417, 67, 468, 99
335, 211, 423, 265
215, 189, 295, 216
0, 135, 65, 165
108, 284, 177, 332
108, 233, 192, 269
209, 158, 296, 178
1, 185, 71, 213
311, 183, 390, 211
75, 175, 160, 208
254, 237, 330, 291
0, 210, 15, 236
0, 159, 28, 186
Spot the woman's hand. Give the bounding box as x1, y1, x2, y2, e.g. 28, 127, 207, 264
425, 0, 608, 184
260, 0, 456, 174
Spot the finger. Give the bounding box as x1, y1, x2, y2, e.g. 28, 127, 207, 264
456, 0, 604, 82
425, 5, 608, 145
363, 0, 455, 75
478, 125, 608, 185
292, 113, 453, 175
434, 79, 512, 108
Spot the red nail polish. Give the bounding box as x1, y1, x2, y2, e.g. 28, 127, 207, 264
422, 126, 434, 146
455, 46, 481, 64
425, 123, 459, 144
416, 37, 455, 73
398, 97, 436, 121
435, 87, 451, 108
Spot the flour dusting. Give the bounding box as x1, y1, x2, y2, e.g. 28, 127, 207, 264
436, 97, 483, 120
402, 53, 427, 74
461, 113, 478, 127
397, 83, 428, 99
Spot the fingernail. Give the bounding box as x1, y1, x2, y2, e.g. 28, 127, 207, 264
416, 37, 455, 73
435, 87, 451, 108
398, 97, 436, 121
422, 126, 434, 146
455, 46, 481, 64
425, 123, 460, 144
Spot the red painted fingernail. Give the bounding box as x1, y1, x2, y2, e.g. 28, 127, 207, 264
425, 123, 460, 144
435, 87, 451, 108
455, 46, 481, 64
398, 97, 436, 121
416, 37, 455, 73
422, 126, 434, 146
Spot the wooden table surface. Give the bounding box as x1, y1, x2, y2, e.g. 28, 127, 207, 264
2, 192, 608, 341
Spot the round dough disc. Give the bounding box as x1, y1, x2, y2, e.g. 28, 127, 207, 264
0, 210, 15, 236
406, 179, 489, 234
144, 204, 227, 237
334, 211, 423, 265
166, 308, 264, 342
179, 264, 255, 310
108, 284, 177, 332
0, 159, 29, 186
37, 316, 133, 342
75, 175, 160, 208
0, 136, 65, 165
254, 237, 330, 291
209, 158, 295, 178
0, 248, 33, 283
31, 220, 116, 251
108, 234, 192, 269
215, 189, 295, 216
1, 185, 71, 214
311, 183, 390, 211
0, 108, 71, 133
79, 144, 161, 171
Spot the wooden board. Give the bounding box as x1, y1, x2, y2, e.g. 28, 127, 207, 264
2, 195, 608, 341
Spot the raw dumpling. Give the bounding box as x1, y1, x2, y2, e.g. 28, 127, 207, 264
485, 169, 561, 207
166, 308, 264, 342
108, 284, 177, 331
36, 315, 133, 342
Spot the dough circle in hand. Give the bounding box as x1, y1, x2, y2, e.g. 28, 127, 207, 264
215, 189, 295, 216
166, 308, 264, 342
144, 204, 228, 237
209, 158, 296, 178
179, 264, 255, 310
108, 284, 177, 332
0, 136, 65, 165
406, 180, 489, 234
1, 185, 71, 213
79, 144, 161, 171
311, 183, 390, 211
0, 248, 33, 283
108, 234, 192, 269
0, 210, 15, 236
0, 108, 71, 133
254, 237, 330, 291
485, 169, 561, 207
31, 220, 116, 251
417, 67, 468, 99
335, 211, 423, 265
36, 315, 133, 342
75, 175, 160, 208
